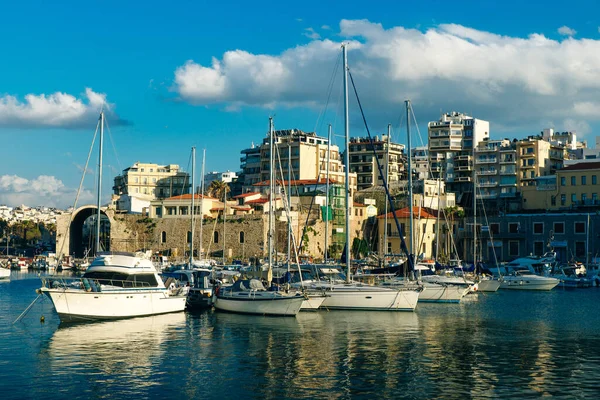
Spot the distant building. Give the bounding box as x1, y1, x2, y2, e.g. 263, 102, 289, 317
428, 111, 490, 198
239, 128, 357, 194
348, 134, 406, 191
113, 162, 191, 213
204, 170, 238, 187
411, 146, 429, 180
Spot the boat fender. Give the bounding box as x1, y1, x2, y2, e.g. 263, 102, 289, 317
215, 286, 220, 296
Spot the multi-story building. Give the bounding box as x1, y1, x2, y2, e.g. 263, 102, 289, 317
239, 128, 356, 194
113, 162, 190, 199
522, 162, 600, 211
204, 171, 238, 189
516, 136, 564, 188
474, 139, 519, 212
428, 112, 490, 198
411, 146, 429, 180
348, 135, 406, 191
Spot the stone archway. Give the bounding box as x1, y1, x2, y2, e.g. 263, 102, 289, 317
66, 206, 111, 258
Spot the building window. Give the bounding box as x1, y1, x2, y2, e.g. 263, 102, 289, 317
214, 231, 219, 244
593, 193, 598, 203
161, 231, 167, 243
551, 196, 556, 206
239, 231, 245, 244
593, 175, 597, 185
582, 176, 587, 185
575, 241, 586, 258
571, 176, 576, 186
490, 223, 500, 234
553, 222, 565, 234
387, 242, 392, 254
533, 222, 543, 234
571, 194, 577, 203
561, 194, 566, 206
187, 231, 192, 244
533, 241, 544, 256
155, 207, 162, 216
560, 177, 566, 186
509, 241, 519, 257
582, 193, 587, 203
575, 222, 586, 234
508, 223, 519, 233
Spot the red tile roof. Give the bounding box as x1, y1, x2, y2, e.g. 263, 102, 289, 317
245, 199, 269, 204
233, 192, 261, 199
376, 207, 436, 219
167, 193, 216, 200
353, 202, 366, 207
253, 178, 338, 187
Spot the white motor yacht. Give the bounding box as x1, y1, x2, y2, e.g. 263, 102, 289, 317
499, 270, 560, 291
0, 266, 10, 281
39, 252, 187, 322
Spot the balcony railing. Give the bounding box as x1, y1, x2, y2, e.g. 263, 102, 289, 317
478, 170, 497, 176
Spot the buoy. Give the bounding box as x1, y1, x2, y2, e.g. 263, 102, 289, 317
40, 315, 45, 324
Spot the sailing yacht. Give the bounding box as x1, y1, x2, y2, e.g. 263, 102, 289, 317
309, 44, 420, 312
38, 112, 187, 322
212, 117, 305, 316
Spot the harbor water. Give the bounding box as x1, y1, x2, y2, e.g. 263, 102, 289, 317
1, 271, 599, 399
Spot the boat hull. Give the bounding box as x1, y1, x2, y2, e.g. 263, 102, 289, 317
214, 293, 304, 316
319, 286, 419, 311
419, 284, 467, 303
186, 288, 214, 310
477, 279, 501, 292
301, 294, 327, 311
41, 288, 186, 322
499, 275, 559, 291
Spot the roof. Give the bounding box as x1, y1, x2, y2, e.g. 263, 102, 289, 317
166, 193, 216, 201
560, 161, 600, 172
245, 199, 269, 204
233, 192, 260, 199
377, 207, 436, 219
353, 202, 366, 207
231, 206, 252, 211
253, 178, 338, 187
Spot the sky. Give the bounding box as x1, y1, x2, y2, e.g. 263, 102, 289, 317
2, 0, 600, 209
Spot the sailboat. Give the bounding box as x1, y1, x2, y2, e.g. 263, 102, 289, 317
38, 111, 187, 322
212, 117, 305, 316
311, 44, 420, 311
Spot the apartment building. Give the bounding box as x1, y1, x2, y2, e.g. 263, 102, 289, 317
516, 137, 564, 188
348, 135, 407, 191
428, 111, 489, 197
113, 162, 190, 199
411, 146, 429, 180
474, 139, 519, 208
239, 128, 356, 194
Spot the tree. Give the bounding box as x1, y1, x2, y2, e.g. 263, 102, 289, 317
207, 180, 230, 201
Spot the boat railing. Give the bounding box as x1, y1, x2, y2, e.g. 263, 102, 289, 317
40, 276, 154, 291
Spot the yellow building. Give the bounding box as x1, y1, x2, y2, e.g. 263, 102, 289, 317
516, 138, 564, 188
113, 162, 190, 199
521, 162, 600, 210
377, 207, 437, 258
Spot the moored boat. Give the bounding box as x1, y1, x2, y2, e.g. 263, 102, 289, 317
499, 271, 559, 291
39, 252, 187, 322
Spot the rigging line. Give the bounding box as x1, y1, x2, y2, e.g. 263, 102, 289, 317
348, 70, 414, 273
56, 117, 101, 259
103, 115, 123, 175
314, 52, 342, 135
410, 105, 427, 148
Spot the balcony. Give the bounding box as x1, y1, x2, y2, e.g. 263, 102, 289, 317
478, 170, 497, 176
520, 164, 535, 169
456, 176, 472, 182
476, 158, 497, 164
455, 155, 472, 161
520, 152, 535, 158
476, 193, 498, 199
499, 192, 517, 198
455, 165, 472, 171
478, 181, 498, 187
499, 181, 517, 187
500, 158, 515, 164
476, 146, 497, 153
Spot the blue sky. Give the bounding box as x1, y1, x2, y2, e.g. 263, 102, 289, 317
1, 0, 600, 208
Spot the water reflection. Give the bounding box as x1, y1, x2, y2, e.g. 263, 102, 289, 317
3, 279, 600, 399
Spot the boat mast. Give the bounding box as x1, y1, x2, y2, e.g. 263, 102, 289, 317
473, 147, 477, 272
268, 117, 275, 273
223, 178, 226, 266
199, 148, 205, 261
325, 124, 331, 263
342, 43, 351, 283
190, 146, 196, 267
95, 111, 104, 256
435, 164, 442, 261
383, 124, 390, 266
406, 100, 414, 272
287, 142, 292, 269
586, 213, 590, 267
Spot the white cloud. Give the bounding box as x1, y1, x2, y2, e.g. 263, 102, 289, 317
322, 25, 331, 30
0, 175, 94, 209
0, 88, 127, 129
303, 27, 321, 40
173, 19, 600, 137
558, 26, 576, 36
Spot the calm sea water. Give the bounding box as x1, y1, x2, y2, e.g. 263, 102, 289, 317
1, 271, 599, 399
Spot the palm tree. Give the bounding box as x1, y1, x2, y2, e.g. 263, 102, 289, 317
207, 180, 230, 201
